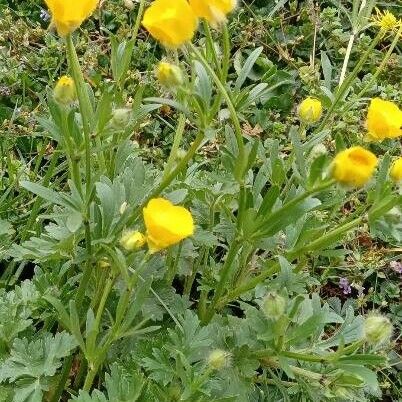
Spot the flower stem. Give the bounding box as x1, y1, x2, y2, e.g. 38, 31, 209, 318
189, 43, 246, 183
65, 34, 93, 199
314, 31, 382, 133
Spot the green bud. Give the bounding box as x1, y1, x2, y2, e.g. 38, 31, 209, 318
111, 108, 131, 128
207, 349, 231, 370
364, 315, 393, 345
53, 75, 76, 105
262, 292, 286, 320
156, 62, 184, 89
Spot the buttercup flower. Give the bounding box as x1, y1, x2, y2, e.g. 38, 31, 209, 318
189, 0, 236, 27
143, 198, 194, 252
142, 0, 198, 48
373, 8, 401, 33
44, 0, 99, 37
366, 98, 402, 141
390, 157, 402, 182
120, 230, 146, 251
332, 146, 378, 188
298, 97, 323, 124
156, 62, 184, 88
53, 75, 76, 105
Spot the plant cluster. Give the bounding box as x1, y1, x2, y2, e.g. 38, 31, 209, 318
0, 0, 401, 401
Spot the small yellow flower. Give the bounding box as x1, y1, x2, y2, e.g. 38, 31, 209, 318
332, 146, 378, 188
156, 62, 184, 88
44, 0, 99, 37
143, 198, 194, 252
390, 157, 402, 182
53, 75, 76, 105
366, 98, 402, 141
189, 0, 236, 27
142, 0, 198, 48
298, 97, 323, 124
120, 230, 147, 251
373, 8, 401, 33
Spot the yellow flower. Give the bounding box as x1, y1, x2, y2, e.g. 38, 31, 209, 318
189, 0, 236, 26
298, 97, 323, 124
366, 98, 402, 141
44, 0, 99, 37
332, 146, 378, 188
143, 198, 194, 252
156, 62, 184, 88
373, 8, 401, 33
142, 0, 198, 48
390, 157, 402, 182
53, 75, 76, 105
120, 230, 147, 251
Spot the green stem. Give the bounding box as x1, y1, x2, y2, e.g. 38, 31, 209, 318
75, 220, 93, 309
202, 240, 240, 324
355, 25, 402, 99
287, 216, 364, 258
162, 113, 186, 181
132, 0, 146, 44
314, 31, 382, 133
65, 34, 93, 198
189, 43, 246, 182
66, 35, 95, 314
50, 355, 74, 402
126, 130, 205, 228
203, 20, 221, 74
217, 206, 364, 310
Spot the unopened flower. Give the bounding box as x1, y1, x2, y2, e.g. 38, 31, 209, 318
98, 258, 111, 269
373, 8, 401, 34
155, 62, 184, 89
364, 314, 393, 345
189, 0, 236, 27
207, 349, 231, 370
390, 158, 402, 183
261, 292, 287, 320
123, 0, 135, 10
120, 230, 146, 251
366, 98, 402, 141
143, 198, 194, 253
142, 0, 198, 48
111, 108, 131, 128
53, 76, 76, 105
332, 146, 378, 188
298, 97, 323, 124
44, 0, 99, 37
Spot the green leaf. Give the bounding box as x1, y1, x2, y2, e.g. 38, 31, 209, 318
0, 332, 77, 402
235, 47, 263, 90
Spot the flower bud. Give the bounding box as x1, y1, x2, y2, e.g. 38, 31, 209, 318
207, 349, 231, 370
155, 62, 184, 89
53, 75, 76, 105
262, 292, 286, 320
390, 157, 402, 183
120, 230, 146, 251
175, 149, 187, 161
111, 108, 131, 129
119, 201, 128, 215
298, 97, 323, 124
364, 314, 393, 345
123, 0, 135, 10
98, 258, 111, 269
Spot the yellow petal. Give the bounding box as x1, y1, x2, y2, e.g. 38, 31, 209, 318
45, 0, 99, 37
332, 146, 378, 188
143, 198, 194, 252
142, 0, 198, 47
366, 98, 402, 141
